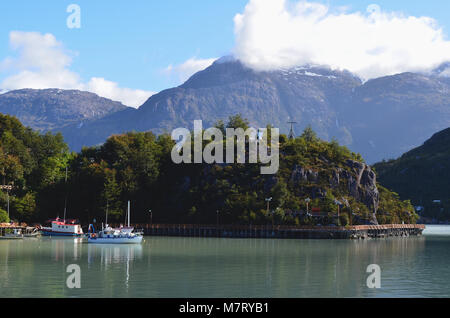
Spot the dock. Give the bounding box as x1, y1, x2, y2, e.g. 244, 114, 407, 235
110, 223, 425, 240
0, 223, 36, 236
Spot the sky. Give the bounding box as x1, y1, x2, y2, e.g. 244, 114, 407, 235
0, 0, 450, 107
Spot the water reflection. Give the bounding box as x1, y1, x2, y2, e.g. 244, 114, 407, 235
51, 238, 84, 262
423, 225, 450, 236
87, 244, 143, 266
1, 232, 450, 297
136, 236, 427, 297
87, 243, 143, 291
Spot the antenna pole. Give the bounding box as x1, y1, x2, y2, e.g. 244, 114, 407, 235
287, 121, 297, 140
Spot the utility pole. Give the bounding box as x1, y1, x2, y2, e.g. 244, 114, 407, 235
7, 190, 9, 219
265, 197, 272, 215
334, 200, 341, 224
305, 198, 311, 215
272, 210, 274, 228
0, 185, 12, 220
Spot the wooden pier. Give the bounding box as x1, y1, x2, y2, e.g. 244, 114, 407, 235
111, 223, 425, 240
0, 223, 30, 236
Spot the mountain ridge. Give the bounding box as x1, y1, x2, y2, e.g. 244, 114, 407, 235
0, 88, 130, 131
1, 59, 450, 164
61, 60, 362, 153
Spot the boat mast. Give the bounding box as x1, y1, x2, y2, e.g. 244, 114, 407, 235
127, 201, 130, 227
63, 166, 68, 223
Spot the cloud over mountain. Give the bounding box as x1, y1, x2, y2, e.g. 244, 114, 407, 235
164, 57, 217, 83
233, 0, 450, 80
0, 31, 154, 107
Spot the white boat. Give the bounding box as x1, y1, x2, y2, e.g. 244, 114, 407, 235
87, 201, 143, 244
24, 227, 41, 238
40, 218, 84, 237
40, 167, 83, 237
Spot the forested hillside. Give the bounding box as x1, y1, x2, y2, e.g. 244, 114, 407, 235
374, 127, 450, 221
0, 114, 70, 223
0, 114, 418, 226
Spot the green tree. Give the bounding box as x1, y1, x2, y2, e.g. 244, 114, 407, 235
12, 193, 36, 223
0, 208, 9, 223
214, 119, 226, 135
300, 125, 318, 143
226, 114, 250, 130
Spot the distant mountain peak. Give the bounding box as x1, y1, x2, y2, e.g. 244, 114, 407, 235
0, 88, 129, 131
214, 55, 237, 64
432, 61, 450, 77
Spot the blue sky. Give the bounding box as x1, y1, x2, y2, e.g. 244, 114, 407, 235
0, 1, 248, 94
1, 0, 449, 106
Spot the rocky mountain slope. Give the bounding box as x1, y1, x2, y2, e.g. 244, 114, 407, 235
60, 59, 362, 152
0, 89, 128, 131
347, 72, 450, 162
59, 59, 450, 163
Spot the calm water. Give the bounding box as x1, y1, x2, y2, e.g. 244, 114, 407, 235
1, 225, 450, 298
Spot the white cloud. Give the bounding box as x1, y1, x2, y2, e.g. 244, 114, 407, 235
0, 31, 154, 107
85, 77, 154, 108
165, 57, 217, 83
233, 0, 450, 80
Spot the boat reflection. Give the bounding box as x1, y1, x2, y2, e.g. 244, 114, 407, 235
50, 237, 84, 262
87, 243, 143, 266
87, 243, 144, 290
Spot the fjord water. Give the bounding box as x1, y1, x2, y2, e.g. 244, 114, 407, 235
1, 226, 449, 298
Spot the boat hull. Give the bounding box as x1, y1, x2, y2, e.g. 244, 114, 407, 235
40, 220, 84, 237
88, 236, 143, 244
40, 230, 83, 237
24, 233, 41, 238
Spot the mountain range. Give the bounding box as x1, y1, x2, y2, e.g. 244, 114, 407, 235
1, 58, 450, 163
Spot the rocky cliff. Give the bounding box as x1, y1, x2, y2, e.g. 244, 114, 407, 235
289, 160, 379, 224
